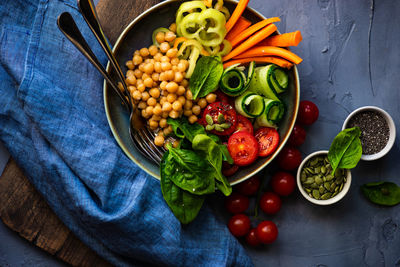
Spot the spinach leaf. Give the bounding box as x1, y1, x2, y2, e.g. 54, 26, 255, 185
160, 151, 205, 224
189, 56, 223, 100
219, 144, 234, 164
361, 182, 400, 206
167, 117, 206, 142
328, 127, 362, 174
165, 144, 215, 195
192, 134, 232, 196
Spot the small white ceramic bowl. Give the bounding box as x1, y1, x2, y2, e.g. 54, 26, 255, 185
297, 150, 351, 205
342, 106, 396, 161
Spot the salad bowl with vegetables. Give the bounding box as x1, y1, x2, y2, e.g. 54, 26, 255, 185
104, 0, 301, 223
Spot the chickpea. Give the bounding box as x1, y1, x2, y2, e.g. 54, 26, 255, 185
172, 101, 182, 111
134, 50, 140, 56
145, 106, 154, 116
166, 48, 178, 58
139, 47, 149, 57
169, 23, 177, 33
128, 86, 136, 94
171, 57, 179, 65
177, 96, 186, 105
155, 31, 165, 44
198, 98, 207, 108
149, 45, 158, 56
174, 72, 184, 83
147, 97, 156, 106
154, 52, 163, 62
172, 66, 178, 72
159, 72, 167, 81
142, 73, 149, 80
169, 110, 179, 119
141, 91, 150, 101
133, 55, 143, 65
192, 105, 201, 115
118, 82, 124, 92
154, 135, 165, 146
167, 93, 177, 103
163, 125, 173, 135
141, 109, 150, 119
160, 56, 170, 63
126, 75, 137, 85
136, 78, 143, 85
165, 70, 175, 81
206, 93, 217, 103
159, 42, 170, 53
181, 79, 189, 87
161, 62, 172, 71
137, 83, 145, 92
126, 60, 134, 70
165, 31, 176, 42
153, 105, 162, 116
144, 63, 154, 74
151, 115, 161, 122
177, 62, 186, 72
159, 118, 168, 128
144, 58, 151, 64
160, 81, 168, 90
176, 85, 186, 96
172, 140, 180, 148
126, 69, 135, 77
162, 102, 172, 112
185, 90, 193, 100
149, 88, 160, 98
184, 100, 193, 110
132, 90, 142, 100
149, 121, 158, 130
183, 110, 192, 117
188, 115, 198, 124
154, 62, 162, 73
166, 81, 178, 93
151, 72, 160, 82
162, 111, 169, 118
138, 101, 146, 110
143, 77, 153, 88
134, 69, 143, 78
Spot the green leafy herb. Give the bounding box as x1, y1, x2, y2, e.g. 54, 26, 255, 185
327, 127, 362, 174
361, 181, 400, 206
189, 56, 223, 100
167, 117, 206, 142
163, 144, 215, 195
160, 151, 205, 224
192, 134, 232, 196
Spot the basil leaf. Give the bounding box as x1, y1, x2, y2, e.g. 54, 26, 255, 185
192, 134, 232, 196
189, 56, 223, 100
361, 182, 400, 206
328, 127, 362, 174
160, 151, 205, 224
219, 144, 234, 164
167, 117, 206, 142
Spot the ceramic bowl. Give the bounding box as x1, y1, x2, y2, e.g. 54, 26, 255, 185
342, 106, 396, 161
104, 0, 300, 184
297, 150, 351, 205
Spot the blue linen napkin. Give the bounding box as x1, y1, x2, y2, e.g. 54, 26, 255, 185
0, 0, 253, 266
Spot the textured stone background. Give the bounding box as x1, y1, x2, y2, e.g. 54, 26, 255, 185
1, 0, 399, 266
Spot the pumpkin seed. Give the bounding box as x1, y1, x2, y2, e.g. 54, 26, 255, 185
305, 188, 312, 193
321, 192, 332, 200
315, 166, 321, 173
312, 190, 320, 199
321, 166, 326, 174
331, 191, 339, 197
311, 183, 319, 189
217, 113, 225, 124
304, 177, 315, 185
219, 123, 231, 129
326, 174, 334, 181
214, 125, 224, 132
339, 183, 344, 191
205, 124, 215, 131
205, 114, 214, 125
330, 182, 336, 192
319, 185, 325, 194
315, 176, 323, 185
324, 182, 331, 191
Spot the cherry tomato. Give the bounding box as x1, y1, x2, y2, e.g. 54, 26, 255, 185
254, 127, 280, 157
256, 221, 278, 244
259, 192, 281, 215
277, 146, 302, 171
288, 124, 306, 147
228, 214, 251, 237
228, 131, 259, 166
201, 102, 237, 136
225, 192, 250, 214
271, 171, 296, 196
298, 100, 319, 125
236, 176, 260, 196
222, 161, 239, 177
235, 115, 254, 134
246, 228, 261, 247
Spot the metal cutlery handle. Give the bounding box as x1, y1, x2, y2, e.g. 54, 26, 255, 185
57, 12, 130, 110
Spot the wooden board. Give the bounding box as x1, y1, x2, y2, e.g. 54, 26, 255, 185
0, 0, 160, 266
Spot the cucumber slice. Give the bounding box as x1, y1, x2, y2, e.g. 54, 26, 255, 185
269, 65, 289, 94
248, 65, 280, 101
255, 98, 286, 128
243, 61, 255, 91
220, 69, 245, 96
235, 92, 265, 118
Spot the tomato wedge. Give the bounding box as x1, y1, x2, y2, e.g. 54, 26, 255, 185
228, 131, 259, 166
235, 114, 253, 134
201, 102, 237, 136
254, 127, 280, 157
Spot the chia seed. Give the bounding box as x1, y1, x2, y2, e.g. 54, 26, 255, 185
347, 111, 389, 155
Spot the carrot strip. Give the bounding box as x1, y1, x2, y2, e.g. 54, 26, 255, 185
223, 57, 293, 69
225, 16, 252, 42
233, 46, 303, 64
259, 31, 303, 47
223, 24, 277, 62
173, 37, 187, 50
225, 0, 249, 33
229, 17, 280, 47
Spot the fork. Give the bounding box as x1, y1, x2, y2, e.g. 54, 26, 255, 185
57, 9, 164, 164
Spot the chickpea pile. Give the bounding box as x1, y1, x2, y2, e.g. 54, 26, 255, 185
123, 24, 217, 147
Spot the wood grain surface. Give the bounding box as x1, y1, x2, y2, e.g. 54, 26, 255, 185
0, 0, 160, 266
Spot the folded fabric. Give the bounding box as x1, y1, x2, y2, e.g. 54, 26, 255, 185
0, 0, 253, 266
